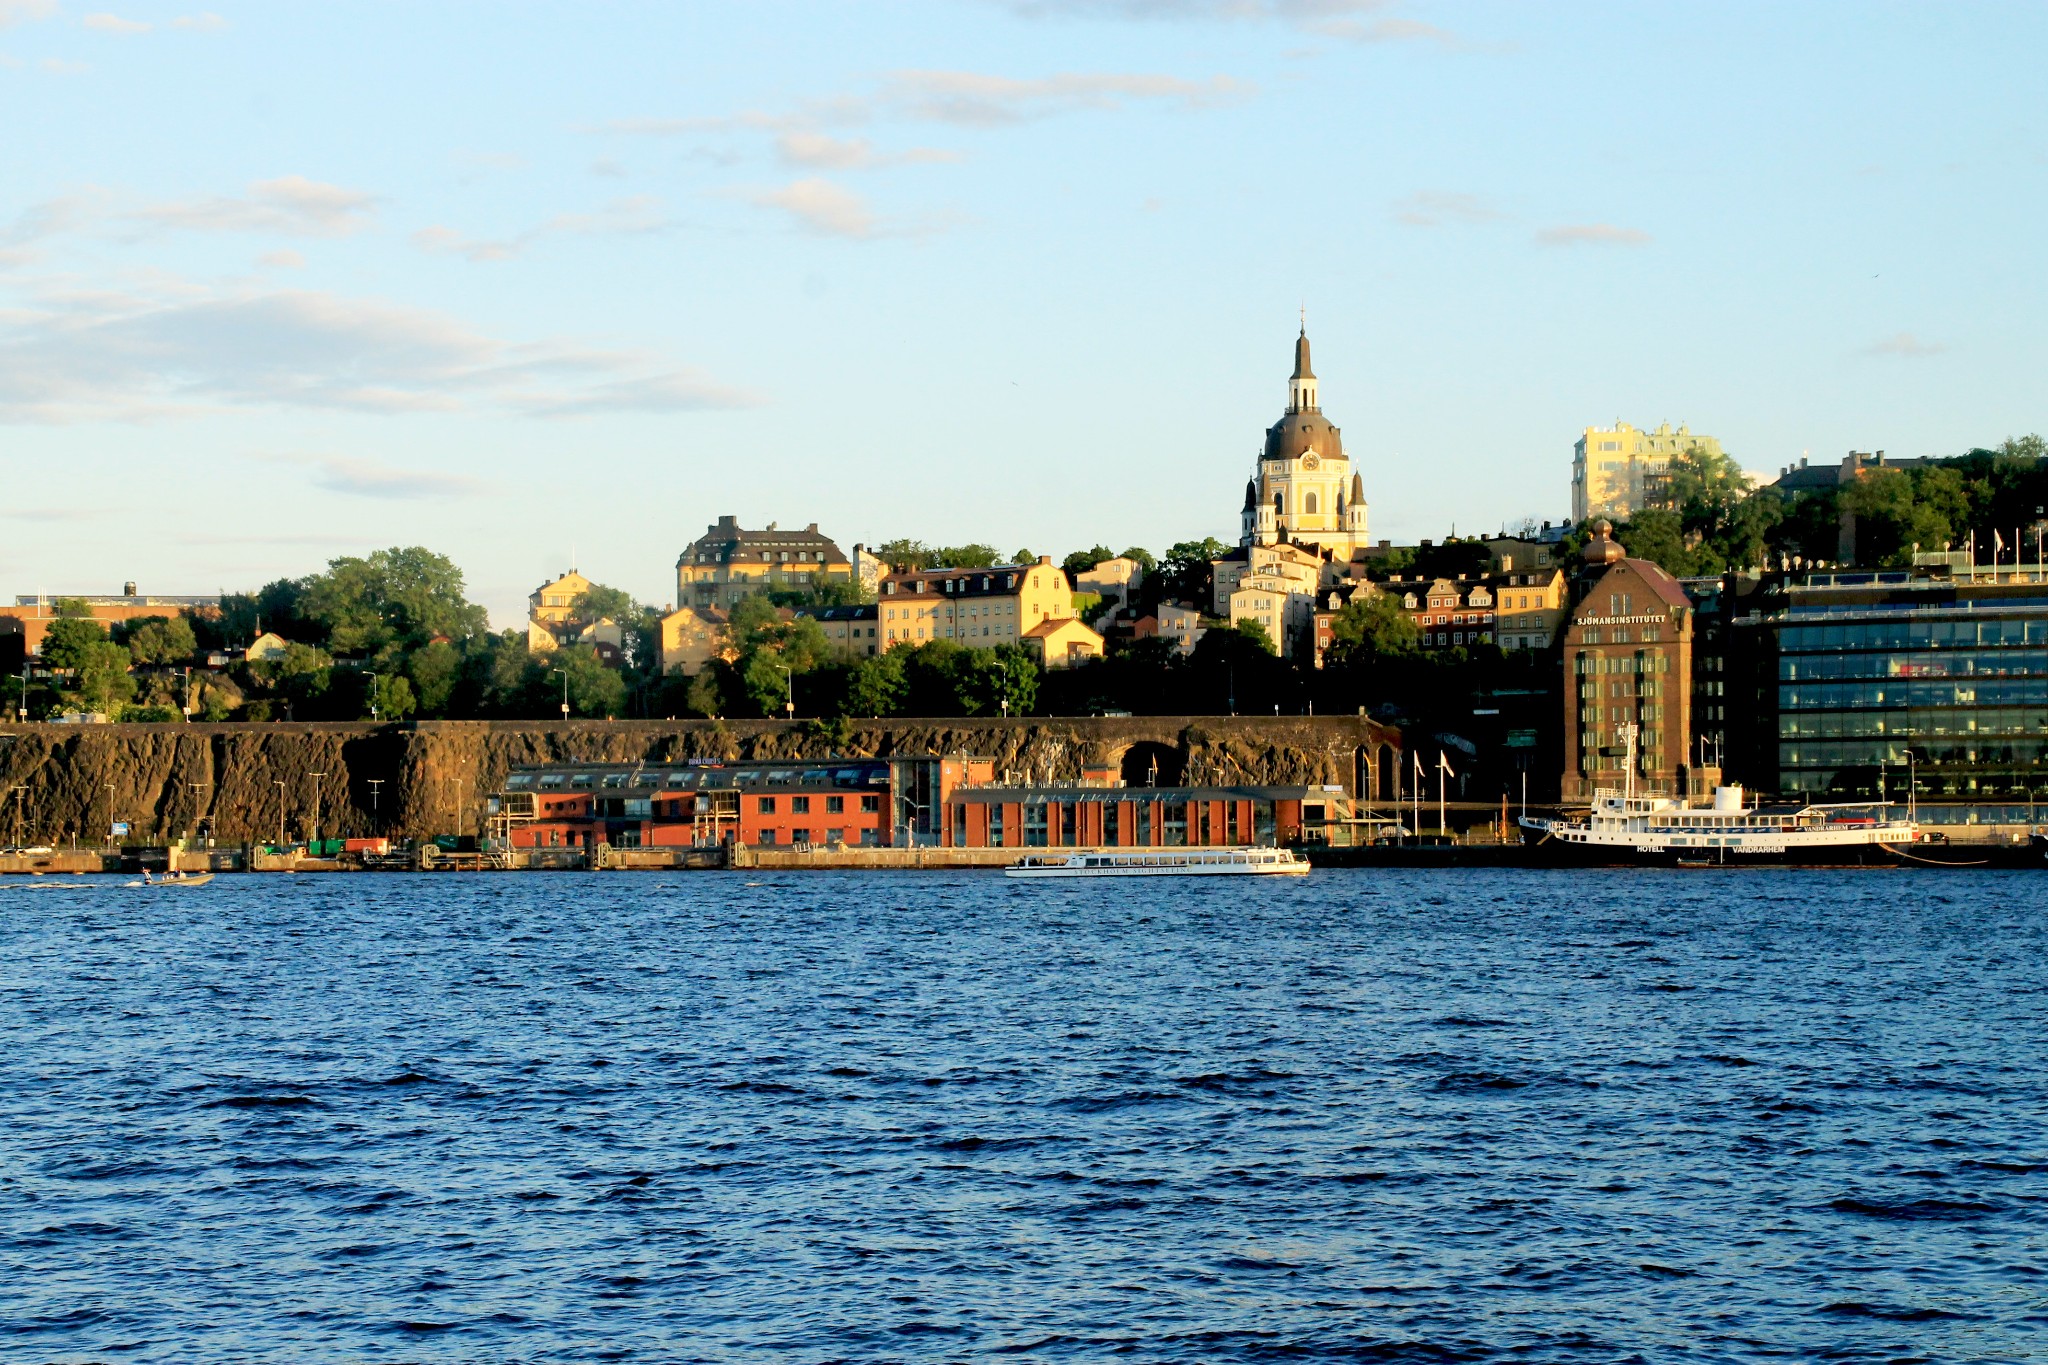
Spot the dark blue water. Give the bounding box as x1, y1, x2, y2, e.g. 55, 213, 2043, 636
2, 870, 2045, 1363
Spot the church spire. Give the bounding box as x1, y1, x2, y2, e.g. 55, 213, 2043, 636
1288, 322, 1318, 413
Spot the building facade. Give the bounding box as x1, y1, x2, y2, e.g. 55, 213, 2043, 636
1560, 523, 1695, 800
676, 516, 854, 609
656, 605, 731, 675
527, 569, 596, 653
877, 558, 1075, 652
3, 588, 220, 661
1739, 559, 2048, 810
1572, 422, 1723, 523
1240, 327, 1369, 557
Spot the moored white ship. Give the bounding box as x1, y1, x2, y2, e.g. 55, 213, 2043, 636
1519, 786, 1918, 865
1003, 847, 1310, 878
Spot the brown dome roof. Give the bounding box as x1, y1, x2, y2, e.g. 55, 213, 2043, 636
1265, 410, 1344, 463
1582, 519, 1624, 564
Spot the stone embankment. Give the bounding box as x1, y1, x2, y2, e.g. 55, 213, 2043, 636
0, 716, 1400, 845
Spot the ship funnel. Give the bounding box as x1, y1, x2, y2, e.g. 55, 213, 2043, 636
1712, 785, 1744, 812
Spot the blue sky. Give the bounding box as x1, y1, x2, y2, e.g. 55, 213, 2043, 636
3, 0, 2042, 623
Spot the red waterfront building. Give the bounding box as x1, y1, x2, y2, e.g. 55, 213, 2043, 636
489, 758, 1353, 852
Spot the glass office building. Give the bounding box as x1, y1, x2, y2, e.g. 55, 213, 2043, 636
1761, 564, 2048, 813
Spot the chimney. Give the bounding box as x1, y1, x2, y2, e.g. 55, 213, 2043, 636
123, 581, 137, 597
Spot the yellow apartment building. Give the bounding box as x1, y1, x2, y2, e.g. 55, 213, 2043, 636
1573, 422, 1724, 523
877, 558, 1076, 652
676, 516, 854, 609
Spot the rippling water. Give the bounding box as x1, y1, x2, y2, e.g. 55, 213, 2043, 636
2, 869, 2045, 1362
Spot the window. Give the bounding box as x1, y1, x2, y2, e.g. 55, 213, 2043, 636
826, 828, 844, 844
1304, 492, 1318, 515
791, 796, 811, 814
861, 794, 880, 812
757, 796, 776, 813
792, 828, 810, 844
826, 795, 844, 814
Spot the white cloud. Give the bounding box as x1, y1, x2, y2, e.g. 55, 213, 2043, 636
83, 13, 152, 33
412, 195, 670, 263
0, 279, 764, 423
2, 190, 110, 249
1535, 223, 1651, 247
1864, 332, 1946, 359
170, 12, 226, 29
253, 452, 487, 500
599, 66, 1250, 140
775, 132, 964, 170
1393, 190, 1501, 227
258, 248, 306, 269
0, 0, 57, 28
40, 55, 88, 73
132, 175, 379, 237
879, 69, 1251, 125
747, 179, 878, 238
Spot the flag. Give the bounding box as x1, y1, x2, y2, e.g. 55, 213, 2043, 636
1438, 752, 1456, 779
1994, 529, 2007, 557
1413, 751, 1424, 780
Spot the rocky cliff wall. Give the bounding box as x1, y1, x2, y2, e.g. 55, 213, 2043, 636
0, 716, 1400, 844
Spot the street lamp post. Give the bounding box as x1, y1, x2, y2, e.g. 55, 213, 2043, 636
365, 671, 379, 721
367, 778, 384, 828
273, 779, 287, 848
776, 664, 794, 721
552, 668, 570, 721
8, 783, 26, 850
307, 771, 326, 845
104, 781, 117, 849
187, 782, 210, 846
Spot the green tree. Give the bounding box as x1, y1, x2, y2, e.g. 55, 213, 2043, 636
1658, 444, 1753, 538
71, 642, 138, 713
1231, 618, 1276, 655
41, 616, 111, 672
1119, 546, 1157, 574
406, 640, 462, 716
120, 616, 198, 665
1009, 548, 1036, 566
954, 645, 1039, 715
1326, 591, 1419, 663
1616, 507, 1698, 576
1062, 545, 1115, 578
842, 652, 908, 717
1159, 537, 1230, 605
931, 543, 1001, 569
298, 547, 489, 655
44, 618, 141, 714
872, 538, 932, 570
547, 645, 628, 718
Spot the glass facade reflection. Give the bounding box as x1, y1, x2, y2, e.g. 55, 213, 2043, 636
1768, 573, 2048, 798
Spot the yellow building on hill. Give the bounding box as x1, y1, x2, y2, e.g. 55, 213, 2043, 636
1572, 422, 1723, 523
876, 558, 1076, 654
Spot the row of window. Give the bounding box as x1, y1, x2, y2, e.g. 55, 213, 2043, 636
505, 766, 892, 792
1779, 708, 2048, 739
1780, 740, 2048, 769
1779, 618, 2048, 651
756, 794, 881, 814
1782, 678, 2048, 709
1574, 652, 1674, 675
756, 828, 882, 846
693, 549, 834, 565
1780, 650, 2048, 681
1576, 626, 1667, 646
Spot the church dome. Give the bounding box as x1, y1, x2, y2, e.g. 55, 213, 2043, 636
1265, 410, 1344, 463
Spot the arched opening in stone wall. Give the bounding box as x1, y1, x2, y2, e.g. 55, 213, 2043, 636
1378, 743, 1397, 800
1120, 741, 1184, 788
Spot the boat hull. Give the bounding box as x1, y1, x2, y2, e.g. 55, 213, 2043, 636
1004, 862, 1309, 878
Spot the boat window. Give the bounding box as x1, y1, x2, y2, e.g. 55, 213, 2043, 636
504, 774, 535, 789
666, 772, 692, 787
570, 774, 595, 789
602, 774, 627, 789
539, 774, 566, 789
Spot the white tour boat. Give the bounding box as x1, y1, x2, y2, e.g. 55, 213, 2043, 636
1520, 724, 1918, 865
1003, 847, 1311, 878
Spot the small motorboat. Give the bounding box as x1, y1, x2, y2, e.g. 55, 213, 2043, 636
128, 871, 217, 887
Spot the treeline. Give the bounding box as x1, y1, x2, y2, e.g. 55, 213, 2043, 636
1600, 435, 2048, 577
